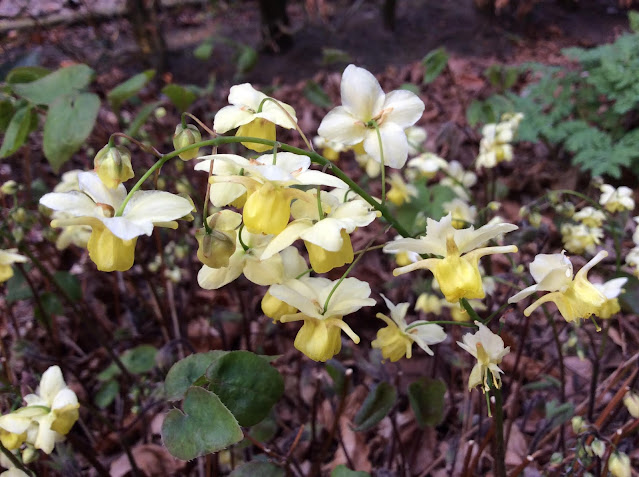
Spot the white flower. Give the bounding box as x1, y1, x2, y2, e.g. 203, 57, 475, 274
442, 198, 477, 229
406, 152, 447, 180
599, 184, 635, 213
318, 64, 425, 168
457, 322, 510, 392
560, 223, 603, 255
39, 172, 193, 272
440, 160, 477, 200
573, 207, 606, 227
405, 126, 427, 156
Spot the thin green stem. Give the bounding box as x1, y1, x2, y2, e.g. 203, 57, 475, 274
493, 386, 507, 477
0, 442, 33, 477
405, 320, 477, 331
483, 302, 511, 325
316, 186, 325, 219
237, 224, 249, 252
257, 97, 313, 151
134, 135, 412, 237
460, 298, 482, 322
372, 122, 386, 205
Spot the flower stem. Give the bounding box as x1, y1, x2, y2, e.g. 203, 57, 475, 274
0, 442, 33, 477
405, 320, 476, 331
460, 298, 482, 322
493, 386, 507, 477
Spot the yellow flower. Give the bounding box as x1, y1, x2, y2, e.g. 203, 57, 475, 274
269, 277, 375, 362
386, 173, 417, 207
384, 214, 518, 303
608, 452, 631, 477
93, 144, 134, 189
457, 322, 510, 392
593, 277, 627, 319
40, 172, 193, 272
372, 295, 446, 362
623, 391, 639, 418
560, 223, 603, 255
599, 184, 635, 213
573, 206, 606, 227
508, 251, 608, 323
213, 83, 297, 152
305, 230, 354, 273
0, 249, 28, 283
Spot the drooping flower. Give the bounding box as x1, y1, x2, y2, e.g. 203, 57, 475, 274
440, 160, 477, 201
197, 152, 346, 236
318, 64, 425, 169
442, 198, 477, 229
560, 223, 603, 255
269, 277, 375, 362
383, 214, 518, 303
40, 172, 193, 272
599, 184, 635, 213
406, 152, 447, 180
0, 249, 27, 283
372, 295, 446, 362
0, 366, 79, 454
405, 126, 427, 156
593, 277, 627, 319
457, 322, 510, 392
386, 173, 418, 206
213, 83, 297, 152
312, 136, 348, 161
508, 250, 608, 322
475, 113, 523, 170
573, 206, 606, 228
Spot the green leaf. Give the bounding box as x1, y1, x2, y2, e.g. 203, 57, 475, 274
399, 83, 420, 95
303, 81, 332, 108
0, 101, 14, 132
421, 47, 448, 84
34, 292, 64, 325
5, 268, 32, 302
108, 70, 155, 113
194, 41, 214, 61
53, 271, 82, 302
43, 92, 100, 172
95, 380, 120, 409
162, 386, 243, 460
11, 64, 94, 105
353, 382, 396, 431
0, 105, 33, 159
545, 400, 574, 427
121, 345, 157, 374
235, 45, 258, 75
206, 350, 284, 427
331, 465, 371, 477
630, 11, 639, 33
124, 101, 162, 138
321, 48, 352, 65
162, 84, 198, 113
164, 351, 228, 401
408, 377, 446, 428
229, 461, 285, 477
6, 66, 50, 84
326, 359, 347, 395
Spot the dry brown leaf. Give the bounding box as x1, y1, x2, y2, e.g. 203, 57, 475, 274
109, 443, 185, 477
505, 422, 528, 467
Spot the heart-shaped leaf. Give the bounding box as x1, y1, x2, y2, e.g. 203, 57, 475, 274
162, 386, 243, 460
11, 64, 94, 105
164, 351, 228, 401
408, 377, 446, 428
353, 382, 396, 431
206, 350, 284, 427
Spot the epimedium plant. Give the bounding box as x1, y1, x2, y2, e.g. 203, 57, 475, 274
2, 57, 638, 476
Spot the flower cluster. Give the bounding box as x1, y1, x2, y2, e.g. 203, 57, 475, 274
476, 113, 523, 170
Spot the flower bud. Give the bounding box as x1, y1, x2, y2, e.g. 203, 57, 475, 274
173, 124, 201, 160
22, 446, 37, 464
1, 180, 18, 195
571, 416, 587, 434
94, 144, 134, 189
608, 452, 631, 477
196, 228, 236, 269
623, 390, 639, 418
590, 439, 605, 458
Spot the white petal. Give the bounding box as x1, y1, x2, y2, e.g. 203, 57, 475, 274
299, 218, 345, 252
529, 252, 573, 285
382, 90, 425, 128
270, 279, 324, 319
411, 323, 447, 346
210, 183, 247, 207
363, 123, 409, 168
78, 172, 127, 207
256, 100, 298, 129
213, 105, 255, 133
39, 191, 97, 217
295, 170, 348, 188
319, 277, 375, 316
0, 249, 28, 265
101, 216, 151, 240
123, 191, 193, 224
261, 220, 312, 260
38, 366, 66, 405
455, 222, 518, 254
0, 413, 34, 434
197, 253, 244, 290
280, 247, 309, 279
317, 107, 367, 145
244, 254, 284, 286
340, 64, 385, 121
51, 388, 78, 410
508, 284, 540, 304
228, 83, 266, 110
383, 236, 443, 256
194, 155, 249, 172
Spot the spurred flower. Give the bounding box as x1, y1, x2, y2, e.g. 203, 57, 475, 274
269, 277, 375, 362
40, 172, 193, 272
508, 251, 608, 322
384, 214, 518, 303
457, 322, 510, 392
318, 65, 425, 168
372, 295, 446, 362
0, 249, 27, 283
